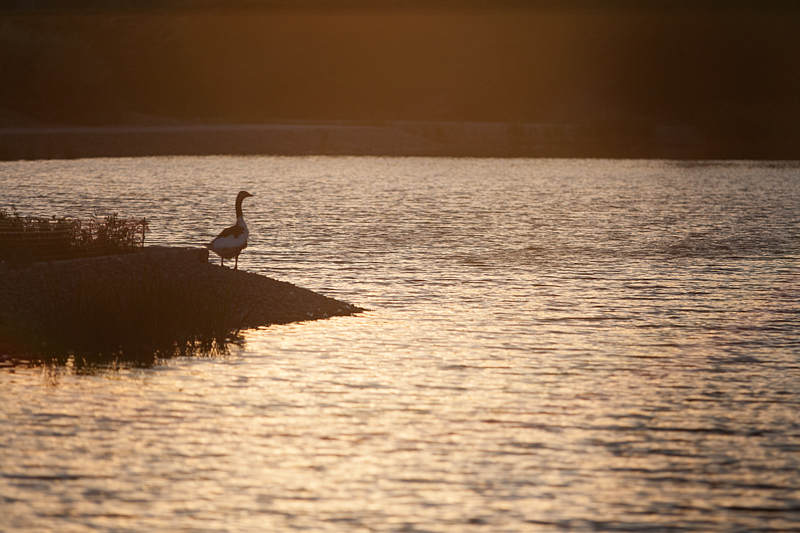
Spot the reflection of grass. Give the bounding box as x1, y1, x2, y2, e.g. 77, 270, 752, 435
14, 263, 242, 368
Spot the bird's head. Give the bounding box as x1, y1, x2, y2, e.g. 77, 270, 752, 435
237, 191, 254, 201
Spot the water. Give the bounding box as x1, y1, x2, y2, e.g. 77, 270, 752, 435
1, 157, 799, 532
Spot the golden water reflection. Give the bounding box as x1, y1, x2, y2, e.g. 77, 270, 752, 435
1, 157, 798, 531
3, 283, 798, 530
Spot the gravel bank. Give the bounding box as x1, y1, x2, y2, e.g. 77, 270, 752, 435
0, 247, 363, 355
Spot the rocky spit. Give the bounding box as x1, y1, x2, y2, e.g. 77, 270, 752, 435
0, 247, 364, 357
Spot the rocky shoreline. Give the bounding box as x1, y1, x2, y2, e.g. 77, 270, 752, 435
0, 247, 364, 358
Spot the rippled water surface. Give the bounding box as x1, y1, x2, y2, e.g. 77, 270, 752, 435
1, 157, 799, 531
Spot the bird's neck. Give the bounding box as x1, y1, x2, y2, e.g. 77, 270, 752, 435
235, 201, 244, 219
236, 216, 248, 230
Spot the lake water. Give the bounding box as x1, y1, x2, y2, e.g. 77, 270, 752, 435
1, 156, 799, 532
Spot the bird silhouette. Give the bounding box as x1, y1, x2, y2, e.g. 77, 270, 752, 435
206, 190, 253, 270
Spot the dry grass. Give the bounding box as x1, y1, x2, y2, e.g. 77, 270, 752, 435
0, 207, 147, 263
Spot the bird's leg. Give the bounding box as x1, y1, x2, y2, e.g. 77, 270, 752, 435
234, 255, 239, 270
221, 257, 224, 267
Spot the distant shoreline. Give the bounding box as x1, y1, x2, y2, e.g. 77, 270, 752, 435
2, 121, 793, 161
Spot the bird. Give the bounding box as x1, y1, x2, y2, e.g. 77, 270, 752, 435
206, 190, 253, 270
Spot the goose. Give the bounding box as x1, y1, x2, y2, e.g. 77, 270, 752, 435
206, 190, 253, 269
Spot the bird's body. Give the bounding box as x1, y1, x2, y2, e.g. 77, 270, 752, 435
206, 191, 253, 269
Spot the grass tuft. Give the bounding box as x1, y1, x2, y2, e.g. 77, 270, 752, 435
0, 207, 148, 263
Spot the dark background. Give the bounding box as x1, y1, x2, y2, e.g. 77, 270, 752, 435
1, 1, 799, 158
